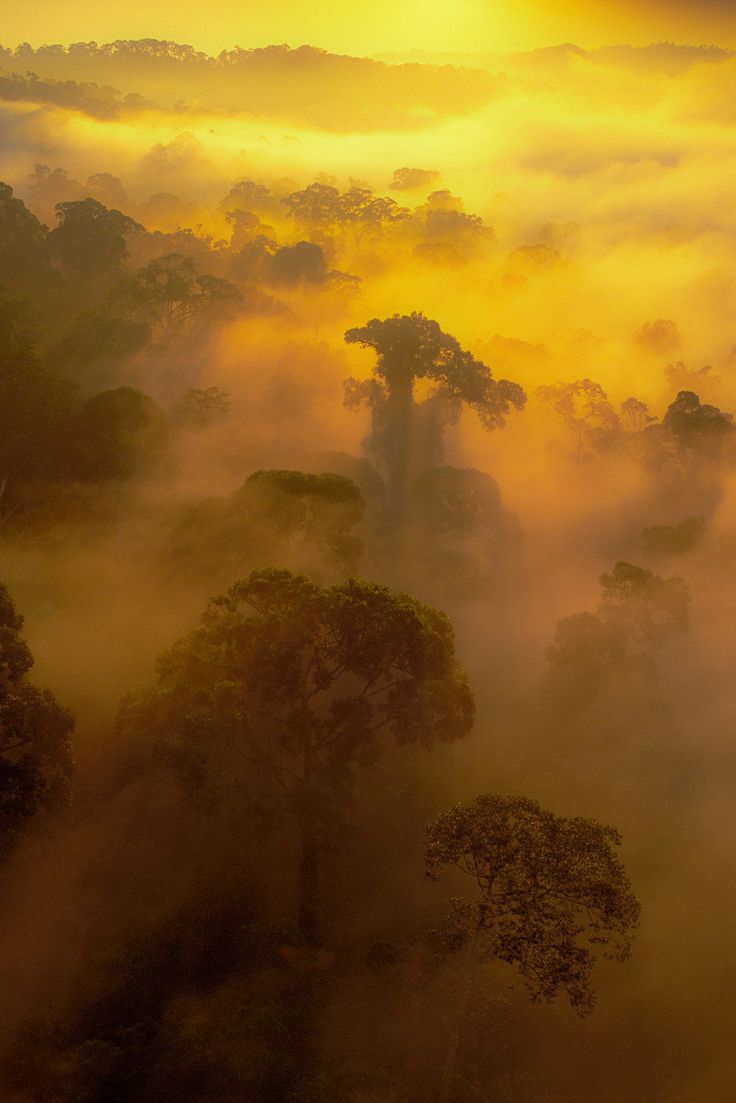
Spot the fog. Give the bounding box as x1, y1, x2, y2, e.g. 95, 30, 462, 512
0, 29, 735, 1103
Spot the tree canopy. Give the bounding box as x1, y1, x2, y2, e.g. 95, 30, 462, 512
119, 568, 475, 940
344, 313, 525, 516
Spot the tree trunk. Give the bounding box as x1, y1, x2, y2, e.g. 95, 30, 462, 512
297, 803, 321, 945
384, 372, 415, 526
277, 797, 323, 1101
440, 927, 480, 1103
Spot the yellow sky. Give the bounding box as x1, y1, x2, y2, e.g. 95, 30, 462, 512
3, 0, 735, 56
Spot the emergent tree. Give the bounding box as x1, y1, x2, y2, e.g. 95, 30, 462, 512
344, 312, 526, 519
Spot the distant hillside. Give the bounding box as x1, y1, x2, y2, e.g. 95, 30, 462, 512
378, 41, 733, 73
0, 41, 507, 130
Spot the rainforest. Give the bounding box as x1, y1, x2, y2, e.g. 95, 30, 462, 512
1, 4, 735, 1100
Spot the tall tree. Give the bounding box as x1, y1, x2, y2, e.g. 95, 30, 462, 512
118, 567, 475, 944
344, 312, 525, 519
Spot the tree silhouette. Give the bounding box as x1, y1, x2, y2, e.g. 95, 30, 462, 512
536, 378, 620, 463
344, 312, 525, 518
112, 253, 242, 333
426, 794, 639, 1099
47, 197, 142, 280
660, 390, 734, 456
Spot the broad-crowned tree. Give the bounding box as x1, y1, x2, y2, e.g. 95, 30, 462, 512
425, 794, 640, 1099
47, 197, 142, 281
112, 252, 243, 334
0, 584, 74, 860
118, 567, 475, 944
660, 389, 734, 457
344, 312, 525, 518
73, 386, 168, 479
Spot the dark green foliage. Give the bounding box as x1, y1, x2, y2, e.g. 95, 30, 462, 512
411, 466, 509, 537
405, 466, 522, 602
426, 794, 640, 1015
169, 468, 367, 580
0, 584, 74, 860
120, 567, 474, 795
545, 611, 632, 704
3, 889, 285, 1103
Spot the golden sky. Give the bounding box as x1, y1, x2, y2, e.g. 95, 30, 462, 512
4, 0, 736, 56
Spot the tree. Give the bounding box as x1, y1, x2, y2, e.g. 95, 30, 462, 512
47, 197, 142, 280
0, 291, 75, 483
426, 793, 640, 1012
0, 583, 74, 860
219, 178, 274, 214
118, 568, 475, 944
620, 396, 656, 433
536, 378, 620, 463
233, 470, 366, 573
51, 309, 150, 390
660, 390, 734, 457
282, 182, 409, 246
641, 516, 707, 557
0, 180, 59, 297
112, 253, 242, 333
267, 241, 329, 285
545, 560, 690, 706
390, 167, 441, 191
282, 182, 342, 229
172, 386, 230, 428
344, 313, 526, 518
598, 559, 690, 647
73, 386, 168, 479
